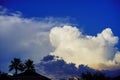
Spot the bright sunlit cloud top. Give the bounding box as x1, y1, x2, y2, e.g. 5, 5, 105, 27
50, 25, 120, 70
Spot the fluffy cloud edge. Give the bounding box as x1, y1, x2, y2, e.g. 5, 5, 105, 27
0, 8, 72, 72
49, 25, 120, 70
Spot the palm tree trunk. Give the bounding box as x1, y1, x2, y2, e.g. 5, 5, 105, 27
15, 68, 17, 75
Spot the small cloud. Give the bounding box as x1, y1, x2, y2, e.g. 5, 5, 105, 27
41, 55, 55, 62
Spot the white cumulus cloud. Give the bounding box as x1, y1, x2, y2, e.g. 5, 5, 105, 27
50, 25, 120, 70
0, 13, 69, 67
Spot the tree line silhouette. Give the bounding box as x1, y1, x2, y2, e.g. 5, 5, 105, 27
0, 58, 120, 80
9, 58, 35, 75
81, 72, 112, 80
0, 58, 35, 80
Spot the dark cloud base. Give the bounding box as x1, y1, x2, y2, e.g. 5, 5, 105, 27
36, 55, 120, 80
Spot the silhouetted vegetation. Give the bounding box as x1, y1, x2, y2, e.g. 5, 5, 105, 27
8, 58, 51, 80
24, 59, 35, 72
9, 58, 35, 75
1, 58, 120, 80
81, 71, 112, 80
0, 70, 11, 80
113, 75, 120, 80
9, 58, 24, 75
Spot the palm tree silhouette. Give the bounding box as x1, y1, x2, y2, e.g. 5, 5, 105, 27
24, 59, 35, 71
81, 72, 93, 80
9, 58, 24, 75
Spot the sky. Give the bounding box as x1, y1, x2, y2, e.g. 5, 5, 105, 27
1, 0, 120, 35
0, 0, 120, 77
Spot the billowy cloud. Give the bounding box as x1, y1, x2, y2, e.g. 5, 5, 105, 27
1, 7, 120, 71
0, 8, 70, 72
0, 15, 52, 62
50, 25, 120, 70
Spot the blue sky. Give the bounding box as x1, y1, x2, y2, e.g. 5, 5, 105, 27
0, 0, 120, 77
1, 0, 120, 44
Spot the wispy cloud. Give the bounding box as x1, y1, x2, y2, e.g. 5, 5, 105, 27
0, 8, 69, 71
